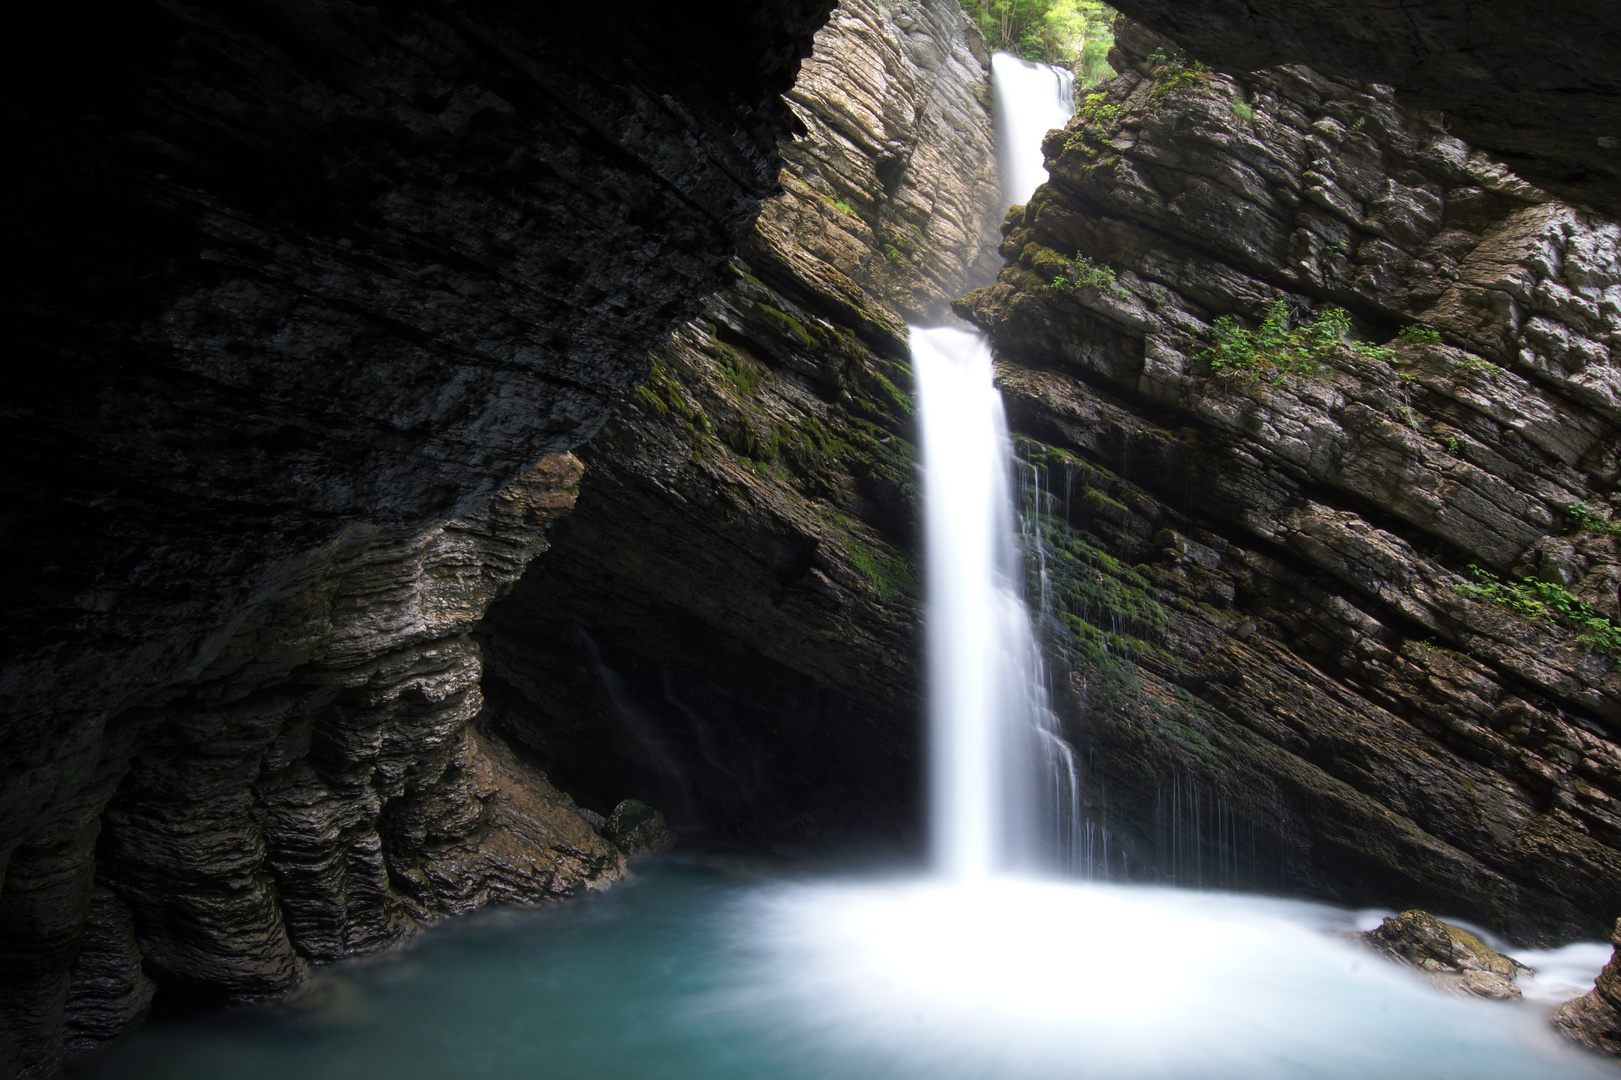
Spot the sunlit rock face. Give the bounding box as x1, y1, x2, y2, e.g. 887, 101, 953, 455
956, 20, 1621, 943
479, 0, 1001, 847
1109, 0, 1621, 223
0, 0, 832, 1073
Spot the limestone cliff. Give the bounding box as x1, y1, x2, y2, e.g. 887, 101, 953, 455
0, 1, 832, 1074
479, 0, 999, 847
957, 20, 1621, 942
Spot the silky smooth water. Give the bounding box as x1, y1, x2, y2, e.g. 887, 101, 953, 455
914, 326, 1080, 878
992, 51, 1075, 207
86, 862, 1608, 1080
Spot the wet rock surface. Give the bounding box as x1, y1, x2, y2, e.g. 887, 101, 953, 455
0, 0, 833, 1072
480, 0, 998, 849
957, 21, 1621, 942
1108, 0, 1621, 223
1364, 909, 1531, 1000
1555, 919, 1621, 1055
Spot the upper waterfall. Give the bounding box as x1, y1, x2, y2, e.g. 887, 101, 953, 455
991, 52, 1075, 208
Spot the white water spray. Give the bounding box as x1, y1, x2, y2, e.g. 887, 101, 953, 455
914, 52, 1084, 880
992, 51, 1074, 207
914, 328, 1081, 880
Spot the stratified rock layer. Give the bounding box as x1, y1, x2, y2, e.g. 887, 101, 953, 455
0, 1, 833, 1073
481, 0, 1000, 847
958, 21, 1621, 942
1108, 0, 1621, 222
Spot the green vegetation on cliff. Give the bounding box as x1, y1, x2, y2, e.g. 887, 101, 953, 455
1455, 565, 1621, 655
962, 0, 1116, 83
1202, 301, 1394, 380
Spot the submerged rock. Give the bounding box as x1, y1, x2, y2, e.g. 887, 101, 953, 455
1553, 919, 1621, 1057
1363, 910, 1531, 1001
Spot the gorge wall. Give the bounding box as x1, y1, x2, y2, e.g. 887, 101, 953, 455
1107, 0, 1621, 223
0, 0, 834, 1074
478, 0, 998, 851
958, 21, 1621, 942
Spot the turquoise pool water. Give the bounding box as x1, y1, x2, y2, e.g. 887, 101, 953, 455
85, 861, 1611, 1080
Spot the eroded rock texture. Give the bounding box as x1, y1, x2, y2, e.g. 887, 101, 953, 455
0, 0, 832, 1073
1108, 0, 1621, 222
957, 21, 1621, 943
480, 0, 999, 848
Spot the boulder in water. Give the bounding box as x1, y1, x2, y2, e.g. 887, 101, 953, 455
1363, 911, 1530, 1001
607, 800, 676, 857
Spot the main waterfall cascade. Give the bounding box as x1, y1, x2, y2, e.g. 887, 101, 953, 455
914, 327, 1084, 878
87, 48, 1616, 1080
913, 52, 1087, 880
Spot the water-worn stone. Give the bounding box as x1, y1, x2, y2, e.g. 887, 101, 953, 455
957, 19, 1621, 942
1554, 919, 1621, 1054
606, 800, 676, 858
1364, 910, 1531, 1000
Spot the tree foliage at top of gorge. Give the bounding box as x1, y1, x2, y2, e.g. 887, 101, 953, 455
960, 0, 1117, 84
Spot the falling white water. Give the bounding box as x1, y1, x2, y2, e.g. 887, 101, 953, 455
991, 51, 1075, 208
913, 327, 1080, 879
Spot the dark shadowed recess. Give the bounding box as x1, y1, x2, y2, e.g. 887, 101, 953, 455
0, 0, 832, 863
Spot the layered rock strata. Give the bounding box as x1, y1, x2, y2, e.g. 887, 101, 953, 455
957, 21, 1621, 943
480, 0, 999, 847
0, 0, 832, 1073
1108, 0, 1621, 222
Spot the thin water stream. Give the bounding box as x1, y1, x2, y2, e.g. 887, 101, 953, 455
85, 51, 1612, 1079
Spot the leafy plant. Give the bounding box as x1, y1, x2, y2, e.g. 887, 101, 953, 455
1201, 301, 1389, 380
1145, 46, 1209, 99
1042, 254, 1117, 291
1568, 501, 1621, 536
1230, 99, 1254, 122
1454, 564, 1621, 654
1398, 324, 1442, 344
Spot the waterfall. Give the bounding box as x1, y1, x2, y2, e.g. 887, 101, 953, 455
992, 52, 1075, 208
914, 327, 1080, 880
914, 52, 1082, 880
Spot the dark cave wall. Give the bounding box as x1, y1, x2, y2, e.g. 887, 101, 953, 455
0, 0, 834, 1074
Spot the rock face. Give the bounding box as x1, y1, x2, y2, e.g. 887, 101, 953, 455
0, 0, 833, 1074
1364, 909, 1531, 1000
1107, 0, 1621, 223
479, 0, 999, 847
957, 20, 1621, 943
1554, 919, 1621, 1054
